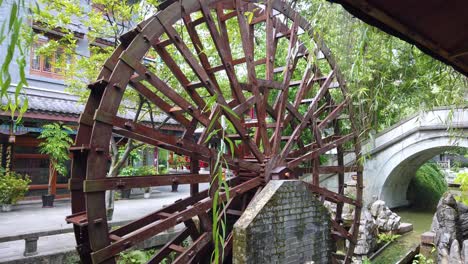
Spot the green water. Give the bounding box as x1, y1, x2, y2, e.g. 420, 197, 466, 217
371, 208, 434, 264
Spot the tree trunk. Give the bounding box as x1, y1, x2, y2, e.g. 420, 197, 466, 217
48, 162, 57, 195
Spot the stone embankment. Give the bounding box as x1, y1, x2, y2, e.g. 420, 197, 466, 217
430, 193, 468, 263
325, 198, 411, 263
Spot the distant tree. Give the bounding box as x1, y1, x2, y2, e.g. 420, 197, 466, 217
297, 0, 467, 134
38, 123, 73, 195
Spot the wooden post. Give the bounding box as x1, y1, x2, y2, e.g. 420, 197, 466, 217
190, 157, 200, 196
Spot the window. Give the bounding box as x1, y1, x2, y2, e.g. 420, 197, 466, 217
30, 39, 72, 79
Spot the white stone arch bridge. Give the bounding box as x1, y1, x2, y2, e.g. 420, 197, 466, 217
317, 107, 468, 208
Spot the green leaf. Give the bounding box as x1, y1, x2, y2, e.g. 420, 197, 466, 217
224, 137, 235, 158
204, 128, 220, 144
203, 111, 220, 143
220, 104, 240, 120
0, 21, 6, 44
8, 2, 18, 32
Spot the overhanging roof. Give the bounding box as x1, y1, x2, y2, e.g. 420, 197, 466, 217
329, 0, 468, 77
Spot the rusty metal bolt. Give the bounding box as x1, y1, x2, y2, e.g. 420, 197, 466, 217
124, 121, 134, 130
123, 241, 132, 249
95, 147, 105, 153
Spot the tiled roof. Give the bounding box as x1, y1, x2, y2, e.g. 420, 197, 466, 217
2, 88, 179, 125
27, 94, 83, 115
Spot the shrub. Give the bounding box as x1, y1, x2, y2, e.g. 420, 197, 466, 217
454, 171, 468, 205
407, 163, 447, 210
0, 170, 31, 204
377, 232, 400, 244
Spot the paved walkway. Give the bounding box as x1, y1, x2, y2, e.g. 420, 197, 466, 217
0, 184, 208, 263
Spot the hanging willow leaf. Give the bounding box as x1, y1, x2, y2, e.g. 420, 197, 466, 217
8, 2, 18, 32
220, 104, 240, 120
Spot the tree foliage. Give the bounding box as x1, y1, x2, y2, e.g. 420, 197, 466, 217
38, 123, 74, 176
297, 0, 467, 133
407, 163, 447, 210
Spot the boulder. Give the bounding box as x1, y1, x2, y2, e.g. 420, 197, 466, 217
462, 240, 468, 263
397, 223, 413, 234
367, 200, 402, 232
370, 200, 385, 217
458, 202, 468, 241
449, 240, 463, 264
352, 209, 378, 255
440, 247, 449, 264
432, 193, 462, 263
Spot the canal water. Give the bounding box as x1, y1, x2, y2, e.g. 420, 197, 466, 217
371, 208, 434, 263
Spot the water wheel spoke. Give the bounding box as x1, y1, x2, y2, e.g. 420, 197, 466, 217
317, 98, 349, 130
129, 81, 191, 127
152, 41, 208, 111
147, 228, 192, 264
110, 116, 260, 172
287, 133, 355, 168
121, 55, 212, 127
330, 219, 357, 245
173, 232, 212, 264
271, 16, 301, 154
82, 174, 211, 193
236, 1, 271, 155
91, 177, 261, 263
306, 183, 360, 207
280, 70, 335, 159
181, 15, 222, 91
199, 0, 246, 103
160, 20, 264, 161
108, 116, 206, 156
111, 190, 209, 237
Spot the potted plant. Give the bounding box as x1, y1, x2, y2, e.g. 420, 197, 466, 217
119, 166, 137, 199
0, 170, 30, 212
136, 166, 157, 199
38, 123, 73, 207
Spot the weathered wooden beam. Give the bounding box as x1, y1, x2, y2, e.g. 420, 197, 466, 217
83, 174, 211, 192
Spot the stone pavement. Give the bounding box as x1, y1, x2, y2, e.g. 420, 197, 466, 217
0, 183, 208, 263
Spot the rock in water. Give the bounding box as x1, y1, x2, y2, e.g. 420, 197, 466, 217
369, 200, 401, 232
450, 240, 462, 264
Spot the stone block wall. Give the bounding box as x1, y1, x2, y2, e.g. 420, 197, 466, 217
233, 180, 332, 264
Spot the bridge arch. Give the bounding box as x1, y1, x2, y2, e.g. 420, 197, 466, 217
378, 135, 468, 208
355, 107, 468, 208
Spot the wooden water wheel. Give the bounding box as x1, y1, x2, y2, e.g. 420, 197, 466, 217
66, 0, 363, 263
